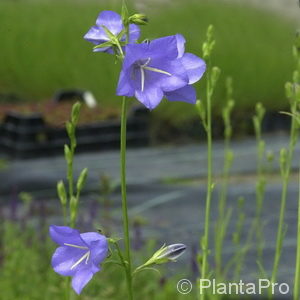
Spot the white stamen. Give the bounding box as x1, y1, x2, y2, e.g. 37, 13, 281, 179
137, 57, 172, 92
70, 251, 91, 270
143, 66, 172, 76
64, 243, 88, 250
140, 67, 145, 92
141, 57, 151, 67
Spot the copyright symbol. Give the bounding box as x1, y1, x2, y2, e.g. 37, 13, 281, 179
177, 279, 192, 294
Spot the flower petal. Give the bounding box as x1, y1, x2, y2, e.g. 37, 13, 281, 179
122, 43, 148, 71
128, 24, 140, 43
72, 266, 97, 295
154, 59, 188, 92
95, 11, 123, 35
81, 232, 108, 265
135, 87, 164, 110
83, 26, 108, 44
116, 70, 135, 96
51, 246, 87, 276
176, 34, 186, 58
148, 35, 179, 60
165, 85, 197, 104
181, 53, 206, 84
49, 225, 85, 247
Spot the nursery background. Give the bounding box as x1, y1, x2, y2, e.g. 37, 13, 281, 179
0, 0, 300, 299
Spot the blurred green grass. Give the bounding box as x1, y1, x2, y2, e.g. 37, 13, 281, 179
0, 0, 297, 126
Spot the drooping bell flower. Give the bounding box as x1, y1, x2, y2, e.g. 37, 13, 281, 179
49, 225, 108, 294
84, 10, 140, 54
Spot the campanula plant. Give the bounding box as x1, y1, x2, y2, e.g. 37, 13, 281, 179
49, 1, 205, 298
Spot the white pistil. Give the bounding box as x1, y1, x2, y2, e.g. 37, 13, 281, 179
70, 251, 91, 270
64, 243, 88, 250
138, 57, 172, 92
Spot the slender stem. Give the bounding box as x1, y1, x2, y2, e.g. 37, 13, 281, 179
294, 165, 300, 300
201, 65, 212, 300
120, 96, 133, 300
68, 143, 75, 228
270, 101, 298, 299
215, 142, 231, 279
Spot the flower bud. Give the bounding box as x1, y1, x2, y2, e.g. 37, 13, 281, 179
64, 144, 71, 164
66, 121, 73, 139
285, 82, 293, 99
211, 66, 221, 88
57, 180, 67, 206
77, 168, 88, 192
279, 148, 287, 172
138, 243, 186, 269
255, 102, 265, 121
154, 244, 186, 264
71, 102, 82, 125
207, 24, 214, 41
129, 14, 148, 25
293, 71, 299, 84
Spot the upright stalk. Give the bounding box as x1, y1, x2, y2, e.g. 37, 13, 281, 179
294, 164, 300, 300
252, 103, 266, 260
215, 79, 234, 279
270, 101, 298, 295
198, 25, 219, 300
201, 63, 213, 290
120, 96, 133, 300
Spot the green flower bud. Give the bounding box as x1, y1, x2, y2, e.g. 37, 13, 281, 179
207, 24, 214, 41
129, 14, 148, 25
285, 82, 293, 99
255, 102, 265, 120
77, 168, 88, 193
293, 70, 299, 84
66, 121, 73, 139
57, 180, 67, 206
211, 66, 221, 88
64, 144, 71, 164
71, 102, 81, 125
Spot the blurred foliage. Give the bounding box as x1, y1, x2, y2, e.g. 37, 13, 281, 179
0, 0, 297, 128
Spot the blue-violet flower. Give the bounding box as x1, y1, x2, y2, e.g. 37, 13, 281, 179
84, 10, 140, 53
117, 34, 206, 109
49, 225, 108, 294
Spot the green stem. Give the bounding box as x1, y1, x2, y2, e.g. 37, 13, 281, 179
68, 144, 75, 228
120, 96, 133, 300
270, 101, 298, 299
294, 165, 300, 300
201, 65, 213, 300
215, 144, 231, 279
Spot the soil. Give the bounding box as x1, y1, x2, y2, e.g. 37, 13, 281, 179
0, 101, 120, 128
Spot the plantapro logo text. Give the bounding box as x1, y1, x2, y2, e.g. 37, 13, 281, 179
199, 279, 290, 296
